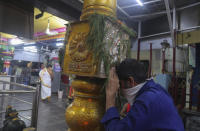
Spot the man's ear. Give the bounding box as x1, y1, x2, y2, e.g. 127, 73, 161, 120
128, 77, 135, 87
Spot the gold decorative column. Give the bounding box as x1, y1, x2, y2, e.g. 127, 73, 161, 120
80, 0, 116, 20
63, 18, 107, 131
65, 78, 105, 131
63, 0, 133, 130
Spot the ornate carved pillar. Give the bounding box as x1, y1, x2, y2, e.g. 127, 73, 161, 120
63, 0, 134, 130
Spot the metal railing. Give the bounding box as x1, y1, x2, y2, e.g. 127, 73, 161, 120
0, 79, 40, 130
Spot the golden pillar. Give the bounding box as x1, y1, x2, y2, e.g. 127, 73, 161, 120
64, 0, 131, 130
80, 0, 116, 20
65, 78, 105, 131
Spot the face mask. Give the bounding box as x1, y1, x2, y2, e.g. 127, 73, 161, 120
122, 82, 146, 105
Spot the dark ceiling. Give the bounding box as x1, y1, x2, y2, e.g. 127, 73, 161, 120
2, 0, 199, 22
34, 0, 200, 22
175, 0, 199, 8
1, 0, 200, 32
117, 0, 200, 20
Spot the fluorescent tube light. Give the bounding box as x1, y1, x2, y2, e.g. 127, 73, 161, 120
24, 46, 37, 52
10, 38, 24, 45
56, 43, 64, 46
136, 0, 143, 6
56, 38, 64, 41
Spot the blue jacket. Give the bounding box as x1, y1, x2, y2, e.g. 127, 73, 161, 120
101, 80, 184, 131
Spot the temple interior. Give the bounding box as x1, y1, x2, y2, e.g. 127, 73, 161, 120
0, 0, 200, 131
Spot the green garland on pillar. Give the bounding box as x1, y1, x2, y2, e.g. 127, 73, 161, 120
86, 14, 106, 59
86, 14, 112, 76
86, 14, 135, 76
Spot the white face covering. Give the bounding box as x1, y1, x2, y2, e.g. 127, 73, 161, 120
122, 82, 146, 105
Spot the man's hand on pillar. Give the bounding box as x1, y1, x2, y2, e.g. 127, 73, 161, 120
106, 67, 120, 111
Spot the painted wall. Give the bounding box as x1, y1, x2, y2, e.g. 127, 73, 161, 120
131, 49, 161, 75
131, 38, 188, 74
165, 48, 188, 73
132, 36, 172, 51
130, 48, 188, 75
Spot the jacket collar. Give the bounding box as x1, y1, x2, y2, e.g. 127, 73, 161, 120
135, 79, 155, 98
136, 79, 169, 99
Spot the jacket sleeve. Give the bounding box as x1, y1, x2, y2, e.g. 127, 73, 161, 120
101, 100, 150, 131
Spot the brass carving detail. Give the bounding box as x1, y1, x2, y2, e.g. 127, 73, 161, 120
63, 21, 98, 76
69, 32, 89, 62
68, 62, 92, 73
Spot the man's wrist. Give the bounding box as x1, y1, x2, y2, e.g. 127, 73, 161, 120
106, 102, 115, 111
106, 95, 116, 111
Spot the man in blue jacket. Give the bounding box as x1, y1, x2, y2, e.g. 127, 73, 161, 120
101, 59, 184, 131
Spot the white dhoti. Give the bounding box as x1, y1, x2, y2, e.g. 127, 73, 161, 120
41, 85, 51, 99
39, 68, 52, 99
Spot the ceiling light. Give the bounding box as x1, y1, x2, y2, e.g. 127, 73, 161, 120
54, 17, 69, 25
46, 28, 58, 36
10, 38, 24, 45
56, 38, 64, 41
56, 43, 64, 46
24, 42, 35, 45
24, 46, 38, 52
136, 0, 143, 6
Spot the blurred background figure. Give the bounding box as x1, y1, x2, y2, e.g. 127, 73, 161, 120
39, 64, 53, 102
21, 62, 32, 85
2, 61, 12, 75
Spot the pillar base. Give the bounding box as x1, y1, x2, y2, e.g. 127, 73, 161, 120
65, 78, 105, 131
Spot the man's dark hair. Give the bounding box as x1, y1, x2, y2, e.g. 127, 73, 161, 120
46, 64, 52, 68
116, 59, 148, 84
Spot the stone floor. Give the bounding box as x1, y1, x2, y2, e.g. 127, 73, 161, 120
0, 93, 68, 131
37, 95, 68, 131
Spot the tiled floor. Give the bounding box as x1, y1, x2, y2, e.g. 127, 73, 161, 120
0, 93, 68, 131
37, 95, 68, 131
